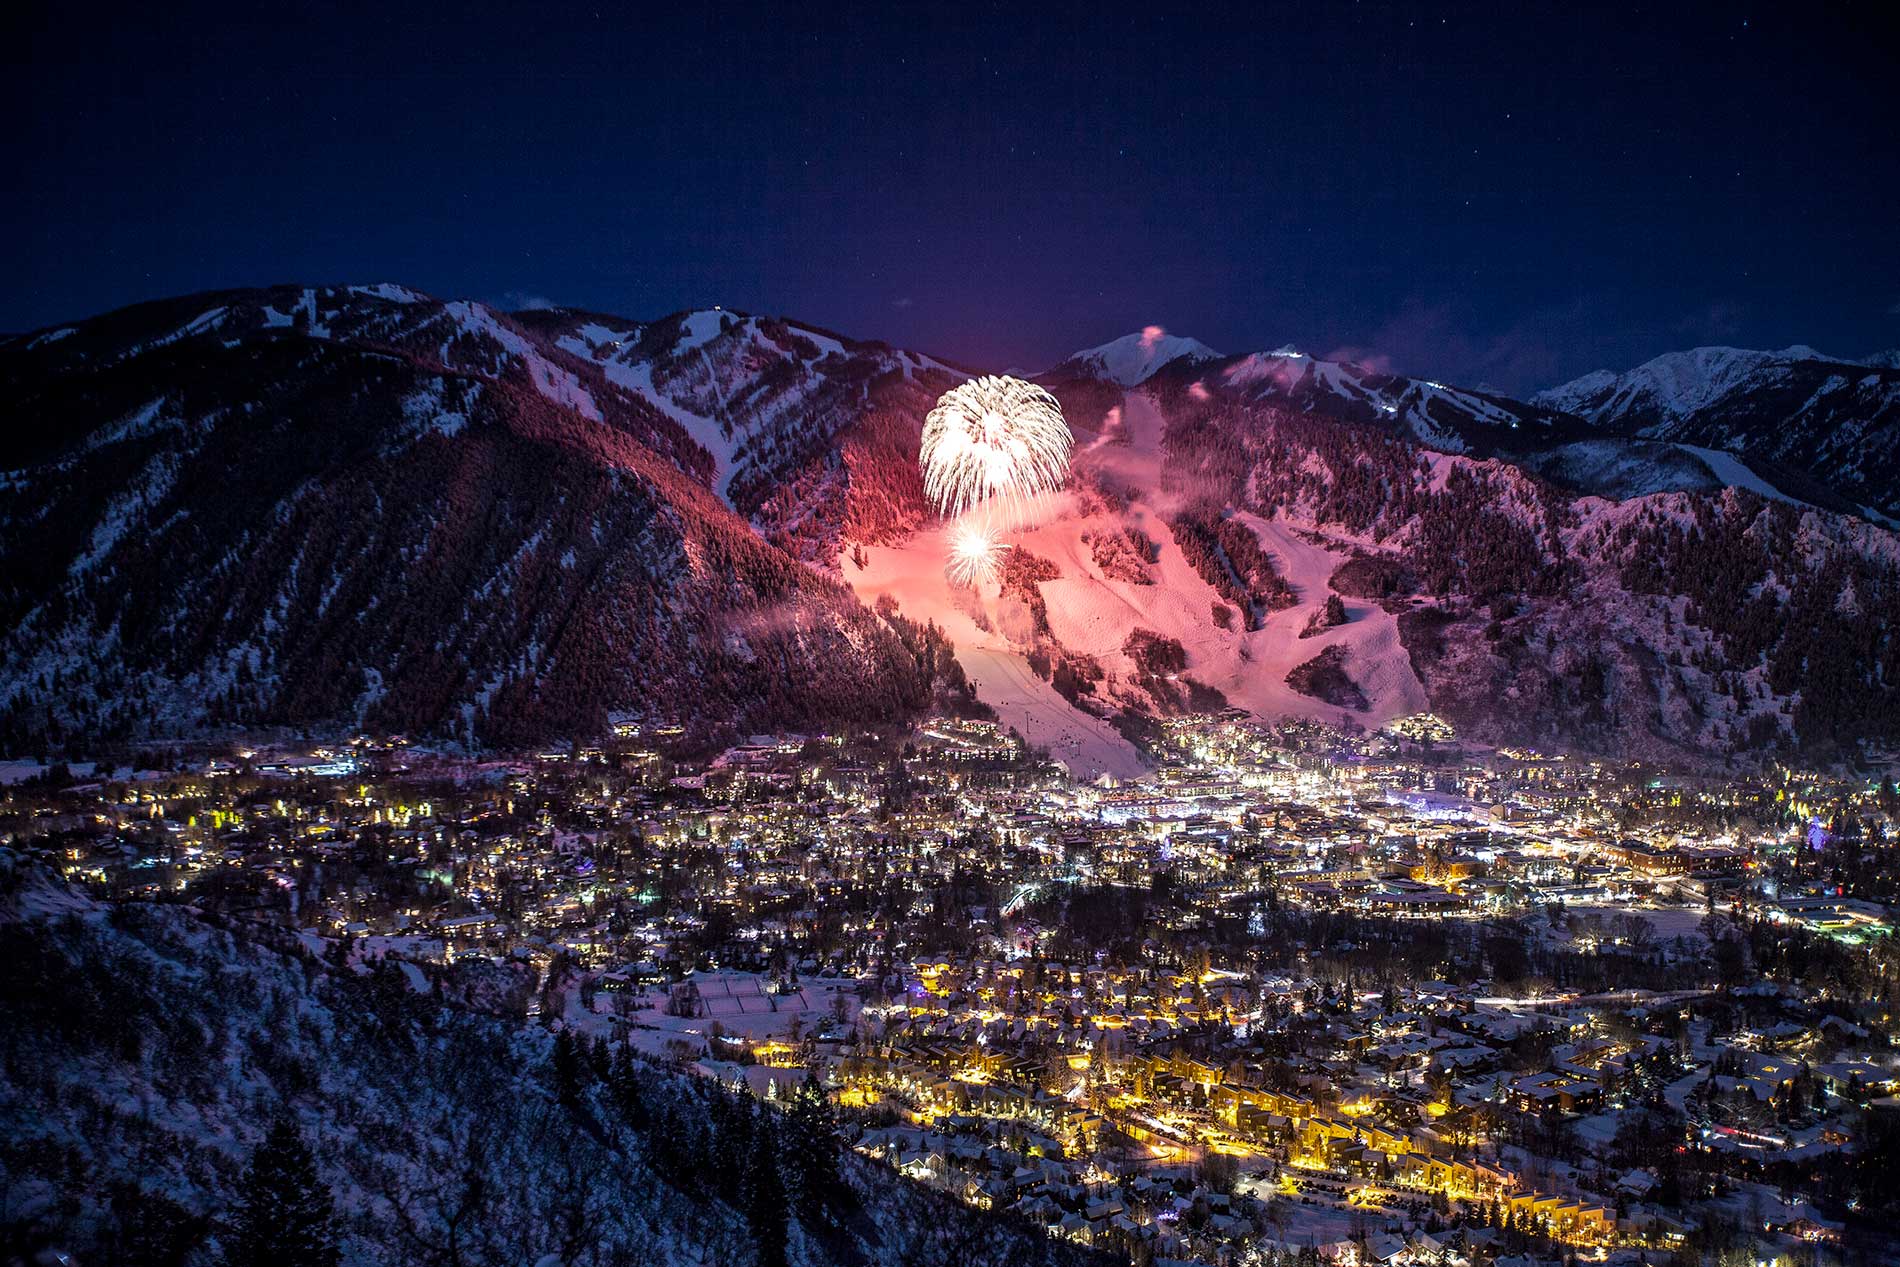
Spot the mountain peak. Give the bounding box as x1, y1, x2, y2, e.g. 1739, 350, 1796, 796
1535, 344, 1891, 423
1537, 346, 1794, 421
1054, 325, 1221, 386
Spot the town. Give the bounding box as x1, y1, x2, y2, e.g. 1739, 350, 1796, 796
8, 712, 1898, 1267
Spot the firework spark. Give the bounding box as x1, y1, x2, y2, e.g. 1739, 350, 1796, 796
921, 375, 1072, 520
946, 518, 1008, 588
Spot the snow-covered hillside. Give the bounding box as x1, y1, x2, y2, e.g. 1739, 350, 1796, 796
1044, 328, 1886, 524
0, 285, 972, 751
1521, 438, 1812, 509
848, 368, 1900, 769
0, 852, 1107, 1267
533, 307, 965, 509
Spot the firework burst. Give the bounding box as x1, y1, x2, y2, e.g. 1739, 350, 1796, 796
946, 517, 1008, 588
921, 375, 1072, 521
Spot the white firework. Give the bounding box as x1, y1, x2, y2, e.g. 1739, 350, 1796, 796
946, 518, 1008, 588
921, 375, 1072, 520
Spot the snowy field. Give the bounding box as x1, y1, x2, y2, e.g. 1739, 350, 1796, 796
569, 969, 862, 1067
0, 761, 98, 784
1676, 443, 1809, 508
1563, 904, 1712, 943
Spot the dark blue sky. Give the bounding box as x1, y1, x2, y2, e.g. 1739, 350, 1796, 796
8, 1, 1897, 392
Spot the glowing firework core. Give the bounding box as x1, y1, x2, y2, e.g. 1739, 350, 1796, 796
921, 375, 1072, 520
947, 519, 1008, 587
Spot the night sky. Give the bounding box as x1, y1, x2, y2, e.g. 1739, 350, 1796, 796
8, 1, 1897, 393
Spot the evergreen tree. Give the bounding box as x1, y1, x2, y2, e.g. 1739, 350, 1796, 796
784, 1073, 845, 1222
551, 1029, 585, 1108
744, 1113, 790, 1267
107, 1182, 209, 1267
608, 1042, 644, 1126
584, 1033, 611, 1083
223, 1117, 339, 1267
709, 1091, 755, 1204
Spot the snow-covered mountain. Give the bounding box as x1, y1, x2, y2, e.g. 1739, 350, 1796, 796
517, 305, 966, 529
1043, 326, 1221, 387
0, 285, 974, 751
4, 284, 1898, 769
1045, 330, 1578, 454
1165, 345, 1588, 457
1515, 437, 1809, 507
1537, 345, 1892, 418
1049, 336, 1865, 514
842, 370, 1900, 772
1537, 346, 1900, 519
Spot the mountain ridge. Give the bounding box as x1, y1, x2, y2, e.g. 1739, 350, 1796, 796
0, 284, 977, 752
4, 284, 1897, 768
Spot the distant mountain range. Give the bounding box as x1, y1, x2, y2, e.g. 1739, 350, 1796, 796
3, 287, 1895, 767
1536, 345, 1900, 520
1057, 333, 1898, 520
